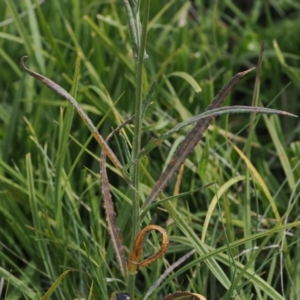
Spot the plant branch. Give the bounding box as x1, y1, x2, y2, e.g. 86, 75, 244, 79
127, 0, 150, 297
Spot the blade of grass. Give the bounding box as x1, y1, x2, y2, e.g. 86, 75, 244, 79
2, 75, 23, 161
40, 270, 71, 300
24, 0, 45, 72
134, 105, 297, 164
123, 0, 139, 59
201, 176, 246, 242
54, 52, 81, 237
4, 0, 32, 56
83, 15, 134, 72
229, 141, 281, 220
0, 267, 40, 300
273, 40, 300, 88
33, 0, 66, 69
263, 115, 296, 190
167, 71, 202, 93
0, 47, 22, 77
142, 80, 157, 119
25, 154, 58, 293
242, 41, 264, 262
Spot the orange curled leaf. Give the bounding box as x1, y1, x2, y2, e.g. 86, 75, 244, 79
163, 291, 207, 300
128, 225, 169, 273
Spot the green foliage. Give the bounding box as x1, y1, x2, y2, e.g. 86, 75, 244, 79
0, 1, 300, 299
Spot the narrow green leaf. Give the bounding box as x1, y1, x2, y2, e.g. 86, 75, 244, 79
5, 0, 32, 55
137, 105, 296, 163
167, 71, 202, 93
33, 0, 66, 69
142, 80, 157, 119
0, 267, 40, 300
40, 270, 72, 300
83, 15, 134, 71
24, 0, 45, 72
263, 115, 296, 190
273, 40, 300, 88
54, 53, 81, 235
202, 176, 246, 242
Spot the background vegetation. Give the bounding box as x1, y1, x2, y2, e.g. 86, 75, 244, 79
0, 0, 300, 299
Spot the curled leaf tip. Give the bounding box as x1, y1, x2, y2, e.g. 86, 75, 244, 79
20, 55, 29, 70
128, 225, 169, 273
19, 54, 126, 175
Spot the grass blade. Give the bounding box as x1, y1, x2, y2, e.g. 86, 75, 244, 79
167, 71, 202, 93
40, 270, 71, 300
229, 141, 281, 220
4, 0, 32, 55
0, 267, 40, 300
136, 105, 297, 161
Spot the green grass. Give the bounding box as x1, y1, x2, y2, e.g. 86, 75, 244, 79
1, 1, 300, 299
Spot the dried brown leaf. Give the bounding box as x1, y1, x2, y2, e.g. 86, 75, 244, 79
101, 116, 134, 278
164, 291, 207, 300
143, 68, 255, 209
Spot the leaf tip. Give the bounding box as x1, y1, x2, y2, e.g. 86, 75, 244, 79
239, 67, 256, 76
20, 55, 29, 70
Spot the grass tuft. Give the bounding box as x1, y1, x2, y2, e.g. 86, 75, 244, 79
1, 1, 299, 299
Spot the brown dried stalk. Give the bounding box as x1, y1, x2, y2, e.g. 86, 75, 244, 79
100, 116, 134, 278
142, 68, 255, 210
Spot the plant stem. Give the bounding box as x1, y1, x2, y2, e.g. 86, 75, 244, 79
128, 0, 150, 297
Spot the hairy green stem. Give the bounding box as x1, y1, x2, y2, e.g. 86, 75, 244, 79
128, 0, 150, 298
243, 42, 264, 262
